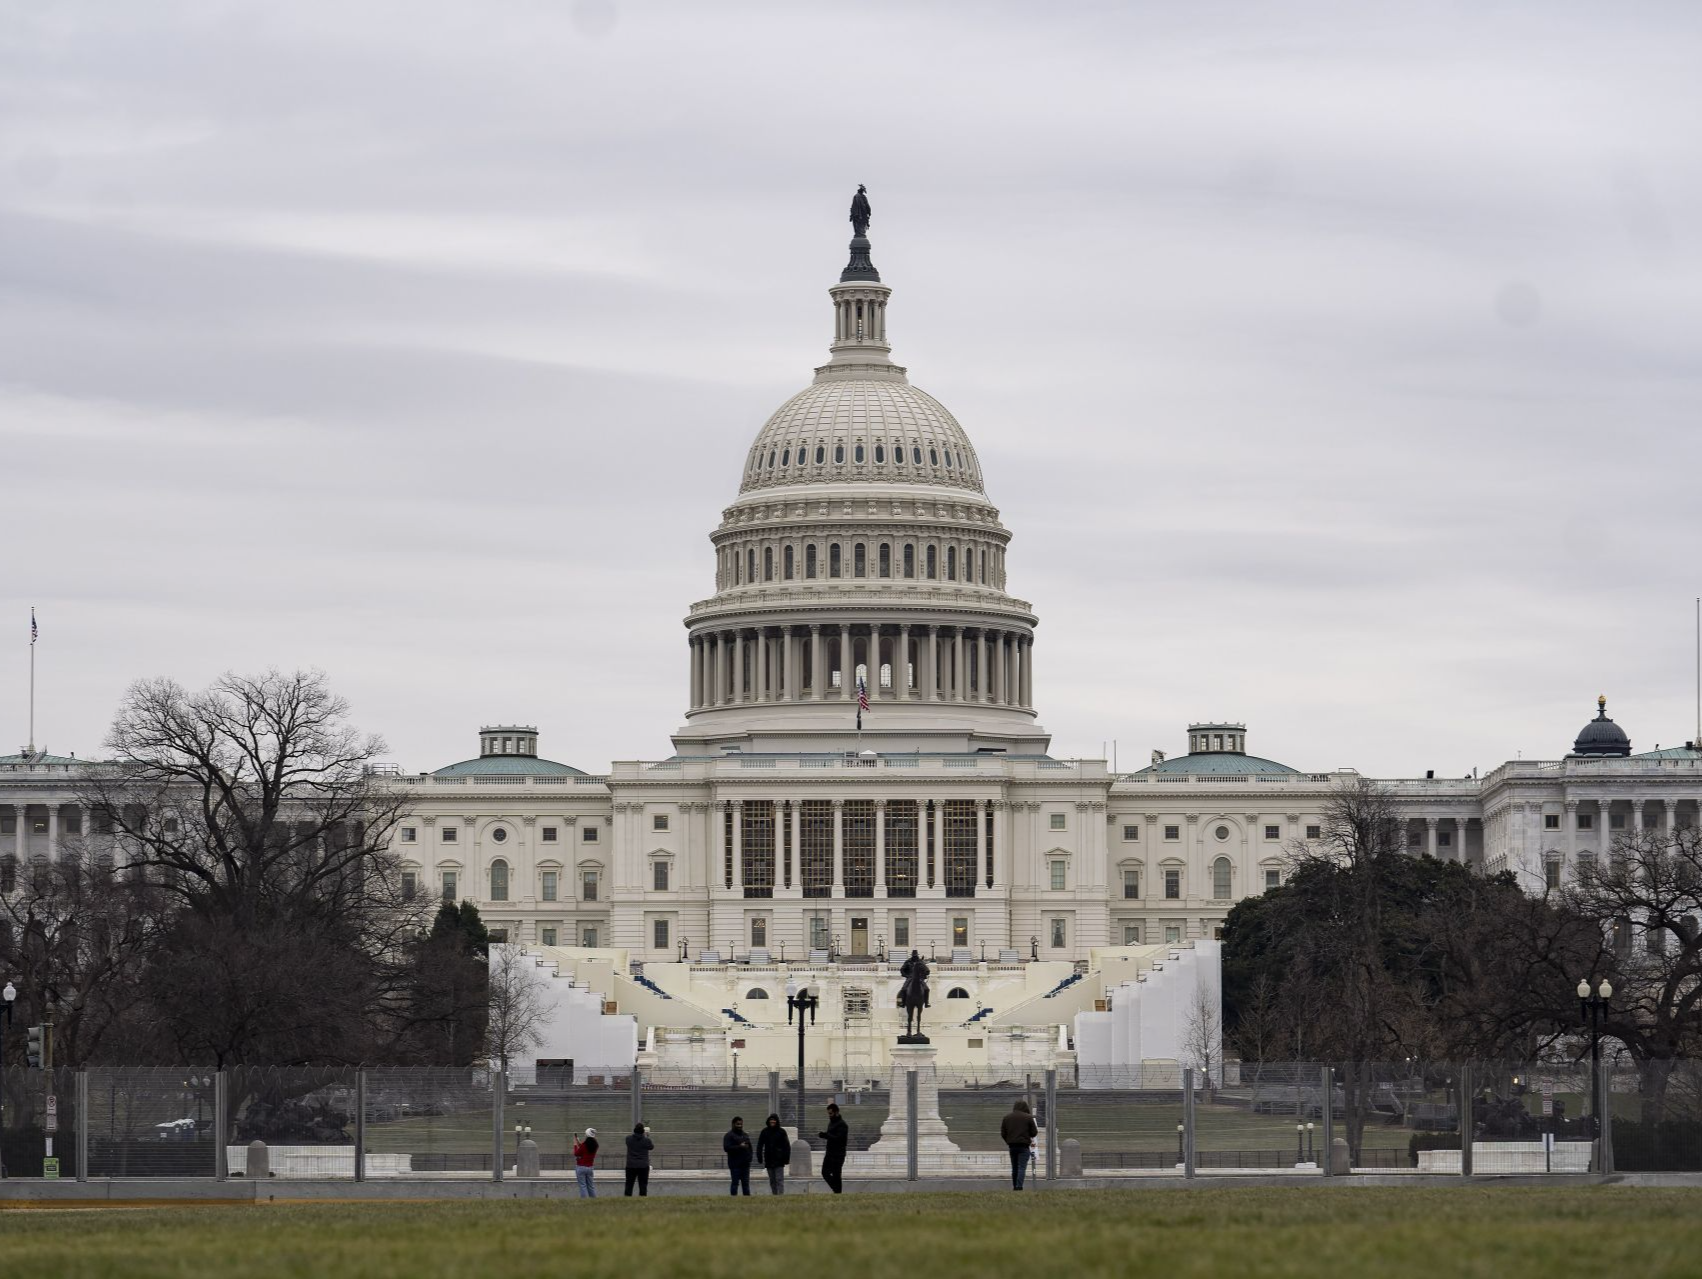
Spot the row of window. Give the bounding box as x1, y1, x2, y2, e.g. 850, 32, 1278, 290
723, 538, 1001, 589
405, 866, 602, 905
1115, 861, 1284, 901
753, 439, 970, 474
1545, 812, 1632, 831
398, 824, 601, 845
1119, 823, 1322, 842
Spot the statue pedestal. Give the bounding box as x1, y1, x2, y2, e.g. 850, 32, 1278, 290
869, 1042, 960, 1155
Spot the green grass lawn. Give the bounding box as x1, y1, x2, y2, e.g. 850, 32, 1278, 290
4, 1188, 1700, 1278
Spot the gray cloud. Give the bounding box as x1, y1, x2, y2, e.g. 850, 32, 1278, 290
5, 0, 1700, 775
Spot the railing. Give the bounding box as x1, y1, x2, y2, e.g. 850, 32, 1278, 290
4, 1059, 1677, 1184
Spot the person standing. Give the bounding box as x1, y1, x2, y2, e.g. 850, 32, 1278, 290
723, 1115, 754, 1196
624, 1123, 654, 1197
572, 1128, 599, 1198
755, 1114, 790, 1195
819, 1102, 849, 1194
1000, 1099, 1039, 1190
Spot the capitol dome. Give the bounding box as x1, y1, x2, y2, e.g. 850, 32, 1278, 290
675, 189, 1046, 757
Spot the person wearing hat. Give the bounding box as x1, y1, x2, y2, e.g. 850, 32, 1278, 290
573, 1127, 600, 1198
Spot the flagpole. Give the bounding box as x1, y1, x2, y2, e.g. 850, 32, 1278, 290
28, 606, 36, 754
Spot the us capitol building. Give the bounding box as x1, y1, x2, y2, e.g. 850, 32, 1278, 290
5, 198, 1701, 975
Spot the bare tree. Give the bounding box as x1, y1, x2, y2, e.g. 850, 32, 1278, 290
74, 669, 422, 1065
1181, 986, 1223, 1099
1564, 824, 1702, 1123
1231, 972, 1282, 1088
485, 945, 551, 1071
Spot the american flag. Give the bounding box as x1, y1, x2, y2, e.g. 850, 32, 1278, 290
30, 608, 37, 645
857, 674, 869, 715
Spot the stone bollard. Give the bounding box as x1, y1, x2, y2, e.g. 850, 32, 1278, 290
1330, 1137, 1350, 1176
1060, 1138, 1082, 1178
789, 1137, 813, 1186
247, 1140, 270, 1179
516, 1139, 541, 1180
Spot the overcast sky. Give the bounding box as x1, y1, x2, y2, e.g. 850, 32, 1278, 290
4, 1, 1700, 778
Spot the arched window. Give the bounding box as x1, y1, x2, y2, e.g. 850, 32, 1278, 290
768, 449, 777, 468
815, 445, 825, 464
947, 987, 970, 999
854, 543, 867, 577
763, 547, 774, 581
903, 544, 916, 578
834, 443, 845, 463
929, 448, 939, 465
874, 444, 885, 463
854, 443, 865, 462
805, 545, 817, 579
926, 546, 938, 579
946, 547, 957, 580
734, 552, 742, 585
747, 549, 756, 583
829, 544, 842, 578
879, 544, 891, 577
979, 551, 987, 584
1212, 857, 1232, 899
912, 447, 922, 464
944, 449, 953, 467
783, 546, 794, 580
782, 448, 790, 466
490, 859, 509, 903
745, 987, 770, 1000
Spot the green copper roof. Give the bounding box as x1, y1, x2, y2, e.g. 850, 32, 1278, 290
433, 755, 587, 777
0, 752, 89, 768
1134, 752, 1300, 776
1632, 745, 1702, 761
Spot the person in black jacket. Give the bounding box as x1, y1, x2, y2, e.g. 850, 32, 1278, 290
818, 1102, 849, 1194
623, 1123, 654, 1197
755, 1113, 791, 1195
723, 1116, 754, 1196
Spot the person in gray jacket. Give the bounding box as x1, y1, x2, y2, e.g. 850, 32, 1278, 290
624, 1123, 654, 1197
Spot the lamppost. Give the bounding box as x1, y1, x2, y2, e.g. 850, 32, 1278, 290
731, 1046, 740, 1092
678, 937, 689, 962
1306, 1122, 1315, 1163
1296, 1122, 1305, 1164
1030, 936, 1039, 961
2, 980, 14, 1178
513, 1123, 531, 1156
785, 977, 818, 1130
182, 1074, 210, 1127
1577, 977, 1613, 1142
1175, 1123, 1184, 1165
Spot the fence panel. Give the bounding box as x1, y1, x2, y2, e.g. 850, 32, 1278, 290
227, 1066, 359, 1179
1616, 1058, 1702, 1171
1058, 1065, 1188, 1173
84, 1068, 216, 1178
505, 1065, 639, 1176
361, 1067, 497, 1176
1, 1066, 80, 1179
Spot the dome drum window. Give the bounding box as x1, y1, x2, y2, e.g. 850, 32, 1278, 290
854, 443, 865, 462
834, 444, 845, 463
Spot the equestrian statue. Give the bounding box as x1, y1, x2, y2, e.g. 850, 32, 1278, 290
898, 949, 931, 1043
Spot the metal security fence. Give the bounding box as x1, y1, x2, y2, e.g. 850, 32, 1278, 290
1, 1058, 1681, 1183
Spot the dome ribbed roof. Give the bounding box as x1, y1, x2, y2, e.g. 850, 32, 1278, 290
1135, 752, 1300, 776
433, 755, 587, 777
739, 379, 984, 495
1572, 696, 1631, 757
